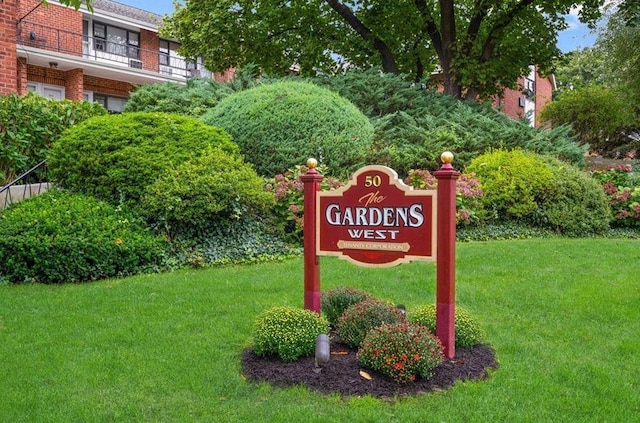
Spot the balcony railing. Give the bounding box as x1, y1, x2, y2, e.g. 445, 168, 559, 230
17, 21, 210, 79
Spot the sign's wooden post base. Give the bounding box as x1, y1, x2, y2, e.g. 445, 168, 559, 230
301, 160, 323, 314
434, 154, 460, 358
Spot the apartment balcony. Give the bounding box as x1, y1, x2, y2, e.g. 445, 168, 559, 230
16, 21, 211, 85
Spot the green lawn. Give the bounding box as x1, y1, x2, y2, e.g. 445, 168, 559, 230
1, 238, 639, 422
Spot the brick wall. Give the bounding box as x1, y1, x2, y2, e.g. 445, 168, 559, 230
0, 0, 18, 96
496, 82, 526, 122
27, 64, 66, 87
84, 74, 134, 98
17, 57, 27, 95
140, 29, 159, 72
18, 0, 83, 57
534, 74, 554, 127
65, 68, 84, 101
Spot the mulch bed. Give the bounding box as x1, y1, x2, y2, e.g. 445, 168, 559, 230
241, 340, 498, 399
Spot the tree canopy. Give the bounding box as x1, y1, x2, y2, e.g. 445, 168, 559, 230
162, 0, 606, 100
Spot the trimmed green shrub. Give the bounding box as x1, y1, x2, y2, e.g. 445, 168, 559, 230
321, 286, 376, 327
0, 189, 167, 284
358, 322, 444, 383
537, 157, 611, 235
336, 299, 406, 348
252, 306, 329, 362
123, 78, 234, 116
466, 149, 555, 222
141, 146, 272, 236
409, 304, 484, 348
201, 80, 374, 177
0, 92, 106, 184
47, 112, 237, 212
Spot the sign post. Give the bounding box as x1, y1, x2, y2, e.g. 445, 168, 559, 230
434, 152, 460, 358
300, 159, 324, 314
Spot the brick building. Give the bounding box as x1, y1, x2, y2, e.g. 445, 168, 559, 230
0, 0, 232, 112
494, 65, 556, 128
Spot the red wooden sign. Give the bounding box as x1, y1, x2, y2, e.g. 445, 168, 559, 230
316, 165, 436, 267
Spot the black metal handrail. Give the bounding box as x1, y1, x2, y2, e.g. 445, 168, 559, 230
0, 160, 50, 209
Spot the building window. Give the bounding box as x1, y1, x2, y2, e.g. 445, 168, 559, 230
159, 40, 180, 66
93, 93, 127, 113
92, 22, 140, 59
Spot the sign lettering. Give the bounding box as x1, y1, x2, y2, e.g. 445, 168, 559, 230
316, 165, 436, 267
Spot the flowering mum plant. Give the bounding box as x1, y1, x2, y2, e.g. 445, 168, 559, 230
409, 304, 485, 348
252, 306, 329, 362
358, 321, 444, 384
405, 169, 484, 225
336, 299, 406, 348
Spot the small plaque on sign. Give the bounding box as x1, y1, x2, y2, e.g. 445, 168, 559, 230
316, 165, 437, 267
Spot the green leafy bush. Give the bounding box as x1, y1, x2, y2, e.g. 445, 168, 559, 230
201, 80, 374, 177
409, 304, 484, 348
47, 112, 237, 213
336, 299, 406, 348
123, 78, 234, 116
141, 146, 272, 236
252, 306, 329, 362
321, 286, 376, 327
466, 149, 555, 222
0, 189, 167, 284
0, 92, 106, 184
358, 322, 444, 383
540, 85, 638, 156
537, 157, 611, 235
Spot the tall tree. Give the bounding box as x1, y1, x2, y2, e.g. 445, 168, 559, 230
162, 0, 605, 100
597, 5, 640, 101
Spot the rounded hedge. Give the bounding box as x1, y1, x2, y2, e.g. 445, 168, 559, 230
48, 112, 238, 211
538, 157, 611, 235
140, 146, 272, 235
201, 80, 374, 177
409, 304, 484, 348
252, 306, 329, 362
466, 149, 555, 222
0, 189, 167, 284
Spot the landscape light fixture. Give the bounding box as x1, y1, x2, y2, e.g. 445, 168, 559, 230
314, 334, 330, 372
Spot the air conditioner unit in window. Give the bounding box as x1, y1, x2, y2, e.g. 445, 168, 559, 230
160, 66, 173, 76
129, 59, 143, 69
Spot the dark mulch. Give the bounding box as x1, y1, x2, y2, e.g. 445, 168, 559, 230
241, 340, 498, 399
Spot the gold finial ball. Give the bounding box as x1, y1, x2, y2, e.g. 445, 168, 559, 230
441, 151, 454, 164
307, 158, 318, 169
